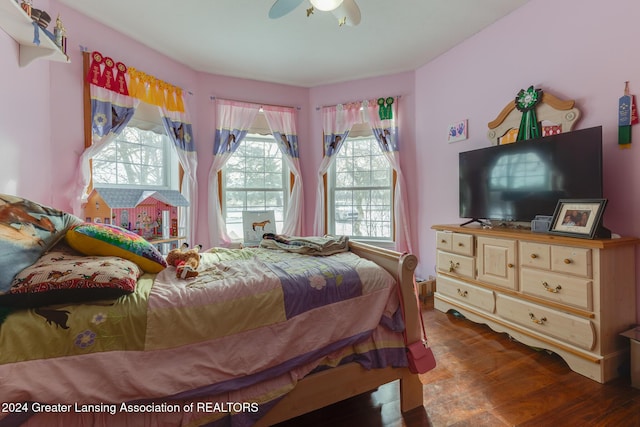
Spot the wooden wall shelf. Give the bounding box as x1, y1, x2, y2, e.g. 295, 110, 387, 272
0, 0, 69, 67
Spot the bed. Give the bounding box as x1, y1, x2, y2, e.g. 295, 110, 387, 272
0, 195, 424, 427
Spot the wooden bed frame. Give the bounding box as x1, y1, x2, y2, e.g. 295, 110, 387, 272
257, 241, 423, 425
0, 241, 422, 427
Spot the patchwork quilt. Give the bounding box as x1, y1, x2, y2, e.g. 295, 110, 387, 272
0, 247, 407, 426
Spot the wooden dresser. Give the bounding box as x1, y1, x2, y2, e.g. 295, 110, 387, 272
432, 224, 639, 383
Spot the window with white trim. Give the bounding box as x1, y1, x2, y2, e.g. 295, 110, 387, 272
222, 133, 288, 241
92, 102, 179, 190
328, 135, 393, 241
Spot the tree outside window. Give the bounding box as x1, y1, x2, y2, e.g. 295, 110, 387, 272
329, 136, 393, 241
222, 134, 287, 241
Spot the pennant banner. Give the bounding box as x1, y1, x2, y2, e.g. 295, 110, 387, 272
619, 82, 636, 147
85, 51, 184, 113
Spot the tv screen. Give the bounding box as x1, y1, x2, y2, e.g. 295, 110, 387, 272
459, 126, 603, 223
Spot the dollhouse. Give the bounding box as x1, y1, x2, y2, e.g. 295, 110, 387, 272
84, 188, 189, 253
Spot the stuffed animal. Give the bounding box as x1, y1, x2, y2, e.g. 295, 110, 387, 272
166, 243, 202, 279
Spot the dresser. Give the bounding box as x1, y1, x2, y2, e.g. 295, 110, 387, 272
432, 224, 639, 383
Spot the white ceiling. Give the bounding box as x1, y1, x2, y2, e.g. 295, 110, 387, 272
58, 0, 529, 88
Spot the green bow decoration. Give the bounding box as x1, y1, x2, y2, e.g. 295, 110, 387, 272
515, 86, 542, 141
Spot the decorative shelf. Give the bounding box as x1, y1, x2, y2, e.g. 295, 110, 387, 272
0, 0, 69, 67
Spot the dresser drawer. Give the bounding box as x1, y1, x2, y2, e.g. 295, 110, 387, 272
437, 275, 495, 313
436, 231, 453, 251
551, 246, 592, 277
496, 294, 595, 350
521, 268, 593, 311
452, 233, 474, 256
436, 231, 474, 256
520, 242, 551, 270
437, 250, 475, 279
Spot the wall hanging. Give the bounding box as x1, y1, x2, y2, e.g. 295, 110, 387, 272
618, 81, 637, 147
487, 86, 580, 145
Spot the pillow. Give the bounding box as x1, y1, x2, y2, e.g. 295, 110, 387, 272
0, 194, 83, 293
66, 222, 167, 273
0, 244, 140, 308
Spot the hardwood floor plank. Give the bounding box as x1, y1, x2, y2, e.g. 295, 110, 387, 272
275, 297, 640, 427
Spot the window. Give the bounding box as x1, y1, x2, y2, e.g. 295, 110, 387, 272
329, 136, 393, 241
222, 133, 288, 240
92, 103, 179, 190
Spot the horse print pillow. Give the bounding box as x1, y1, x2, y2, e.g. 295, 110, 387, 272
0, 194, 83, 293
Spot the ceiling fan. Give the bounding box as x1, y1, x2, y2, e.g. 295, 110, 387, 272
269, 0, 361, 26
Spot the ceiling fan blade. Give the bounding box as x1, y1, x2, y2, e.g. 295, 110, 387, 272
269, 0, 305, 19
331, 0, 360, 26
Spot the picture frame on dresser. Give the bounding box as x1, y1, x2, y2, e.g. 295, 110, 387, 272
549, 198, 607, 239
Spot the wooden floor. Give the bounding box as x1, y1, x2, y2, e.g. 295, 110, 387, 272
276, 296, 640, 427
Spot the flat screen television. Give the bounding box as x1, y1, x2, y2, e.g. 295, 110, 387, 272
459, 126, 603, 223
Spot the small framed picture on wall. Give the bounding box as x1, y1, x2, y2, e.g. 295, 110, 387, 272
448, 119, 468, 143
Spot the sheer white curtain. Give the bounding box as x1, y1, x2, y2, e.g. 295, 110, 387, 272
313, 98, 412, 252
207, 100, 260, 247
262, 105, 303, 236
313, 103, 364, 236
158, 98, 198, 244
208, 100, 304, 246
70, 85, 138, 216
363, 98, 413, 253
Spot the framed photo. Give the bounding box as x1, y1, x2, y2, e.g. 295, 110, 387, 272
549, 199, 607, 239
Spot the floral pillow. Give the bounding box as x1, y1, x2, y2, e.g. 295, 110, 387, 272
0, 194, 83, 293
66, 222, 167, 273
0, 243, 140, 308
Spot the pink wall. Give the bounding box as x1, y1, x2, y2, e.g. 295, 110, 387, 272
414, 0, 640, 319
0, 13, 53, 202
2, 0, 639, 318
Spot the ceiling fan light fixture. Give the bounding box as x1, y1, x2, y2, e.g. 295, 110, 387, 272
330, 0, 360, 26
309, 0, 343, 12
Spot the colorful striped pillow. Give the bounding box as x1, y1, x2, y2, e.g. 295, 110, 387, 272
66, 223, 167, 273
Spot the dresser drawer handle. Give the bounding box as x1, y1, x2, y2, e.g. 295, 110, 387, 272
448, 261, 460, 272
441, 239, 447, 244
564, 258, 572, 264
542, 282, 562, 293
529, 312, 547, 325
530, 254, 538, 259
457, 288, 468, 297
507, 263, 514, 268
458, 242, 464, 247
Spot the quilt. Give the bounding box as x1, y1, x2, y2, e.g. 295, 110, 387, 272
0, 247, 407, 426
